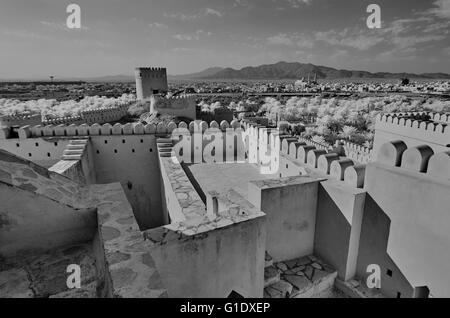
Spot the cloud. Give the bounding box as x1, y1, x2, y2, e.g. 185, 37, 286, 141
40, 20, 90, 31
173, 30, 212, 41
266, 33, 314, 48
429, 0, 450, 19
205, 8, 223, 17
267, 33, 294, 46
274, 0, 312, 9
164, 8, 223, 20
314, 29, 384, 50
2, 29, 50, 40
149, 22, 168, 29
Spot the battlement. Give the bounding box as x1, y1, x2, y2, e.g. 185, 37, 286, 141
150, 95, 197, 119
135, 67, 167, 73
375, 140, 450, 180
242, 120, 367, 189
0, 113, 42, 128
41, 105, 129, 127
10, 119, 241, 140
43, 116, 83, 126
341, 141, 373, 164
374, 112, 450, 157
377, 112, 450, 132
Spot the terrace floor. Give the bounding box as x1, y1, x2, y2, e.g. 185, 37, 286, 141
0, 243, 97, 298
187, 162, 278, 200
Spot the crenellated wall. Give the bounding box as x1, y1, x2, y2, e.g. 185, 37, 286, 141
150, 95, 197, 120
374, 112, 450, 157
341, 141, 373, 164
0, 114, 42, 128
358, 141, 450, 298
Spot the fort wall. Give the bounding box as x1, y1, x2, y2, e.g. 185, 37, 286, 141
150, 95, 197, 120
360, 141, 450, 297
374, 113, 450, 157
0, 114, 42, 128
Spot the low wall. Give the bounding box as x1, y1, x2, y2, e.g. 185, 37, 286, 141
248, 176, 324, 262
145, 217, 265, 298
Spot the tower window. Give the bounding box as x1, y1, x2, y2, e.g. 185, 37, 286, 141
387, 269, 393, 277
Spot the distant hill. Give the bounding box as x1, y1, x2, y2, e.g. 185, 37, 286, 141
168, 67, 225, 80
197, 61, 450, 80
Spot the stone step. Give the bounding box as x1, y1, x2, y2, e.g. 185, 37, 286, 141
70, 139, 88, 145
64, 149, 83, 156
157, 143, 173, 148
157, 138, 172, 144
265, 255, 338, 299
67, 144, 86, 150
264, 266, 280, 288
264, 280, 293, 298
159, 152, 173, 158
62, 154, 82, 161
158, 148, 173, 153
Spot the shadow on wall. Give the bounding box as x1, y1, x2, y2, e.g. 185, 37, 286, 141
356, 195, 414, 298
314, 186, 352, 280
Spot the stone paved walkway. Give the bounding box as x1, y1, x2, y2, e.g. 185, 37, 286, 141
264, 255, 340, 298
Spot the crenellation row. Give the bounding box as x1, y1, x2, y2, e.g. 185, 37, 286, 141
16, 120, 241, 139
242, 121, 367, 189
279, 136, 366, 188
376, 141, 450, 180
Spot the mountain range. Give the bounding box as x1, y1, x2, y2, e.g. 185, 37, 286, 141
182, 61, 450, 80
4, 61, 449, 82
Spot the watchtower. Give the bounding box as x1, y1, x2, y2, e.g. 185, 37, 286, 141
135, 67, 168, 101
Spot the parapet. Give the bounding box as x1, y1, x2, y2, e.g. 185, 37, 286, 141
0, 113, 42, 128
15, 120, 240, 139
375, 140, 450, 180
341, 140, 373, 164
135, 67, 167, 78
251, 123, 367, 188
375, 112, 450, 147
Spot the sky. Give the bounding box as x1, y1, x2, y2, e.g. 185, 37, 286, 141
0, 0, 449, 79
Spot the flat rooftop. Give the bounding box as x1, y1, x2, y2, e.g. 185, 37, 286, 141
187, 162, 278, 199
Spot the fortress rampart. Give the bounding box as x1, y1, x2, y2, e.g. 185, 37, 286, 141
0, 114, 42, 128
3, 109, 450, 297
374, 112, 450, 157
341, 141, 373, 164
150, 95, 197, 120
